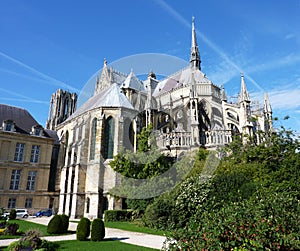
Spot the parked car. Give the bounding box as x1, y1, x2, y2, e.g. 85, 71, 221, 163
3, 209, 29, 219
35, 209, 53, 217
16, 209, 29, 218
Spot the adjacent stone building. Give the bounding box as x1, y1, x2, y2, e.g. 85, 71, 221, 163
48, 19, 273, 219
0, 104, 59, 214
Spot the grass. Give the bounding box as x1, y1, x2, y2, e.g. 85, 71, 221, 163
56, 239, 159, 251
0, 240, 159, 251
104, 221, 167, 236
0, 219, 74, 239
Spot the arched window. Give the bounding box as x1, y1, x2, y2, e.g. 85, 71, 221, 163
86, 197, 90, 213
102, 116, 114, 159
90, 118, 97, 160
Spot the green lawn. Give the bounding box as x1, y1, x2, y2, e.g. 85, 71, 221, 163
0, 239, 159, 251
56, 239, 159, 251
0, 219, 73, 239
104, 221, 166, 236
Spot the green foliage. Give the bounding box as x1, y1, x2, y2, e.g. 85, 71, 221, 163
4, 223, 19, 235
137, 124, 153, 152
0, 208, 6, 220
91, 218, 105, 241
76, 217, 90, 241
167, 190, 300, 250
104, 210, 132, 222
156, 126, 300, 249
9, 209, 16, 220
47, 215, 63, 234
109, 124, 173, 211
60, 214, 69, 233
8, 228, 58, 251
125, 198, 153, 211
143, 192, 176, 230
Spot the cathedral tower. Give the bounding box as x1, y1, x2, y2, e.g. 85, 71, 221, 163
46, 89, 77, 130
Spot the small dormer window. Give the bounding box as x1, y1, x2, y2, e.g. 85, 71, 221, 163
35, 128, 41, 136
3, 120, 15, 132
32, 125, 43, 136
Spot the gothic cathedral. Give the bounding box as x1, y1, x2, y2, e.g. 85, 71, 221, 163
46, 19, 273, 219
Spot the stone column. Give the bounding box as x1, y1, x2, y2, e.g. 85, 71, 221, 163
58, 166, 67, 214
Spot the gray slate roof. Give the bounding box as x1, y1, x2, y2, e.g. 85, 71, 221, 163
0, 104, 39, 133
121, 70, 146, 92
67, 83, 135, 121
153, 66, 211, 97
0, 104, 57, 140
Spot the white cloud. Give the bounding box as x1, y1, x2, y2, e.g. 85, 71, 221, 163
285, 33, 296, 40
269, 88, 300, 110
246, 53, 300, 74
251, 79, 300, 111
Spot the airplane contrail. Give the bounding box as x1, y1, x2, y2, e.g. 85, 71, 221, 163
155, 0, 264, 92
0, 51, 80, 93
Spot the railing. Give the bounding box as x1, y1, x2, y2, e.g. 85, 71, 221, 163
156, 129, 232, 149
156, 131, 192, 148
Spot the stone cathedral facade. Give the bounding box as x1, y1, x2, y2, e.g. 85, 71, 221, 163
46, 19, 273, 219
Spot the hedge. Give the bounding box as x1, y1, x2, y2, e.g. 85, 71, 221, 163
104, 210, 132, 222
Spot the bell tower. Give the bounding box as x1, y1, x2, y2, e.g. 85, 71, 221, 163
46, 89, 77, 130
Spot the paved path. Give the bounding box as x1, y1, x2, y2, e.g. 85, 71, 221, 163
0, 217, 166, 250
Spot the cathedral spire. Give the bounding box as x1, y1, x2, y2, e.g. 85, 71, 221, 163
190, 16, 201, 70
264, 93, 272, 114
238, 73, 250, 103
221, 84, 227, 101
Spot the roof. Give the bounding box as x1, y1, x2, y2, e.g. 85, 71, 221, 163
153, 66, 211, 97
0, 104, 39, 134
66, 83, 135, 121
121, 70, 146, 92
44, 129, 59, 144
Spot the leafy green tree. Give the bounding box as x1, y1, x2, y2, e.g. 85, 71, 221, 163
109, 124, 172, 211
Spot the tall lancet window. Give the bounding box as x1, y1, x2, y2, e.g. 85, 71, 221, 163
90, 118, 97, 160
102, 116, 114, 159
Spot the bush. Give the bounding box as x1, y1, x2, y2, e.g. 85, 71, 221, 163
76, 217, 90, 241
9, 209, 16, 220
8, 229, 58, 251
143, 192, 176, 230
91, 218, 105, 241
60, 214, 69, 233
167, 190, 300, 250
4, 223, 19, 235
47, 215, 63, 234
104, 210, 132, 222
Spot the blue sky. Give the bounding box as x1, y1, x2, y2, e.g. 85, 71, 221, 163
0, 0, 300, 134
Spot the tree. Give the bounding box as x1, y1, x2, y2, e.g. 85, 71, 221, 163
109, 124, 173, 210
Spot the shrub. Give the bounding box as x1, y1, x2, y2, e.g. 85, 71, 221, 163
0, 221, 6, 229
47, 215, 63, 234
76, 217, 90, 241
91, 218, 105, 241
143, 192, 176, 230
60, 214, 69, 233
104, 210, 132, 222
8, 229, 58, 251
5, 223, 19, 235
9, 209, 16, 220
166, 190, 300, 250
